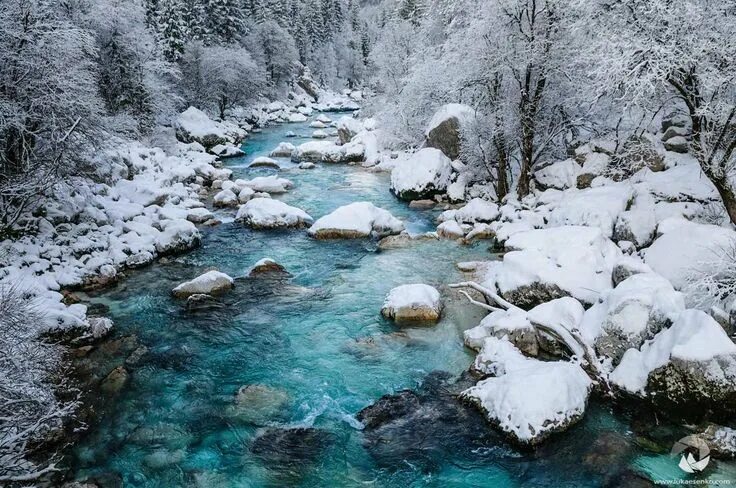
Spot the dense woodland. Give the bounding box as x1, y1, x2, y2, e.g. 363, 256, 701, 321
1, 0, 736, 484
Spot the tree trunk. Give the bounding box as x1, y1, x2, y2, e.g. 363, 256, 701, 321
495, 138, 510, 200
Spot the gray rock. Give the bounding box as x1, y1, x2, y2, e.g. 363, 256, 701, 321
664, 136, 689, 153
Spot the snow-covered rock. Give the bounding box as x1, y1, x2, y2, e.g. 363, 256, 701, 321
213, 189, 239, 207
547, 185, 633, 238
292, 141, 343, 163
485, 226, 622, 307
239, 175, 293, 194
337, 116, 362, 144
380, 284, 442, 323
236, 198, 313, 229
249, 156, 280, 168
210, 144, 244, 158
643, 218, 736, 289
155, 219, 201, 255
437, 220, 466, 239
269, 142, 296, 158
580, 273, 686, 364
298, 162, 315, 169
425, 103, 475, 160
462, 337, 592, 445
238, 187, 256, 203
610, 310, 736, 413
312, 129, 328, 139
454, 198, 500, 225
287, 113, 308, 123
174, 107, 245, 149
390, 148, 453, 201
534, 159, 580, 190
309, 120, 327, 129
172, 270, 234, 298
308, 202, 404, 239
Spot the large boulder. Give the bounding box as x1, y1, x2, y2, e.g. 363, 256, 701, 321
380, 284, 442, 324
291, 140, 343, 163
643, 218, 736, 289
424, 104, 475, 160
239, 175, 293, 194
483, 226, 622, 308
307, 202, 404, 239
236, 198, 313, 229
610, 309, 736, 418
172, 270, 234, 298
546, 185, 633, 238
390, 148, 453, 201
579, 273, 685, 365
174, 107, 245, 149
269, 142, 296, 158
154, 219, 201, 255
337, 116, 362, 144
462, 337, 592, 446
534, 159, 580, 191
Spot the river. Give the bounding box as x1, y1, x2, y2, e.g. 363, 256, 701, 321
67, 115, 732, 487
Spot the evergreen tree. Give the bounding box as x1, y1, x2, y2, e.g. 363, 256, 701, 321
158, 0, 187, 60
207, 0, 245, 43
398, 0, 423, 26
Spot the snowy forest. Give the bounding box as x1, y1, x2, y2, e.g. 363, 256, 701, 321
2, 0, 736, 485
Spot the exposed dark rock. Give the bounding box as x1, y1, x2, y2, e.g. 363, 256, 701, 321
100, 366, 128, 394
250, 427, 334, 467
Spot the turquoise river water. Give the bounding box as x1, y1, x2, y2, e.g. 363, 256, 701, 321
68, 116, 736, 487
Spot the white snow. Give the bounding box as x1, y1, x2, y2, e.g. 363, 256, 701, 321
292, 140, 343, 163
454, 198, 500, 224
390, 148, 453, 199
534, 159, 580, 190
172, 270, 234, 298
643, 218, 736, 289
236, 198, 313, 229
546, 185, 633, 238
239, 175, 293, 194
249, 156, 280, 168
610, 310, 736, 394
308, 202, 404, 238
425, 103, 475, 135
380, 284, 442, 322
287, 113, 308, 123
462, 337, 592, 444
269, 142, 296, 158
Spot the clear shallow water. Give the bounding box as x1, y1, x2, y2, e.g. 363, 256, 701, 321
69, 118, 736, 487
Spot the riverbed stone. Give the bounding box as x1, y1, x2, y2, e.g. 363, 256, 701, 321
100, 366, 129, 394
229, 384, 290, 425
250, 427, 334, 467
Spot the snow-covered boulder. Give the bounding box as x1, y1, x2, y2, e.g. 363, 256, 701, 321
337, 116, 362, 144
287, 113, 308, 123
610, 309, 736, 414
580, 273, 685, 365
309, 120, 327, 129
576, 152, 611, 188
172, 270, 234, 298
292, 141, 343, 163
186, 207, 214, 224
547, 185, 633, 238
462, 337, 592, 445
316, 114, 332, 123
312, 129, 328, 139
174, 107, 245, 149
269, 142, 296, 158
612, 207, 657, 249
240, 175, 293, 194
238, 187, 256, 203
424, 104, 475, 160
390, 148, 453, 201
213, 189, 239, 207
236, 198, 313, 229
249, 156, 280, 169
664, 136, 689, 153
486, 226, 622, 308
643, 218, 736, 289
155, 219, 201, 255
308, 202, 404, 239
380, 284, 442, 323
454, 198, 500, 225
437, 220, 466, 239
210, 144, 244, 158
298, 162, 315, 169
534, 159, 580, 190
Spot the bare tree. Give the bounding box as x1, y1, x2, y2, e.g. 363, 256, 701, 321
0, 285, 78, 484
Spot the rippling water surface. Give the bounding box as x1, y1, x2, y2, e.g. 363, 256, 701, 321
69, 117, 736, 487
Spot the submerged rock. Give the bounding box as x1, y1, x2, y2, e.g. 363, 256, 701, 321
357, 371, 497, 471
100, 365, 129, 394
248, 258, 288, 276
228, 384, 289, 425
250, 427, 334, 467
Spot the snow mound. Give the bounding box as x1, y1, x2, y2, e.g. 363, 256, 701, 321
454, 198, 500, 224
643, 218, 736, 289
249, 156, 280, 168
172, 270, 234, 298
240, 175, 293, 194
486, 226, 621, 307
236, 198, 313, 229
390, 148, 453, 201
308, 202, 404, 239
547, 185, 633, 238
380, 284, 442, 323
175, 107, 245, 149
425, 103, 475, 136
462, 337, 592, 445
611, 309, 736, 395
292, 141, 343, 163
269, 142, 296, 158
534, 159, 580, 190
